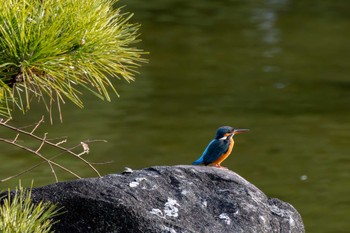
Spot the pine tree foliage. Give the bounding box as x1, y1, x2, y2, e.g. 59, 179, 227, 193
0, 0, 146, 118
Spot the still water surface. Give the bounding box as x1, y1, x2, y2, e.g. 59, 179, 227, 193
1, 0, 350, 232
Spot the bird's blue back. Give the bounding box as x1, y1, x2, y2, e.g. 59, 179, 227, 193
192, 138, 230, 165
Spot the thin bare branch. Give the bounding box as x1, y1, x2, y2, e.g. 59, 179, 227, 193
0, 139, 109, 183
46, 135, 68, 142
0, 118, 102, 177
0, 150, 67, 183
1, 118, 11, 124
0, 118, 110, 183
12, 133, 20, 143
90, 160, 114, 165
30, 115, 44, 134
49, 162, 59, 183
55, 139, 67, 146
36, 133, 48, 153
1, 159, 48, 183
0, 138, 82, 180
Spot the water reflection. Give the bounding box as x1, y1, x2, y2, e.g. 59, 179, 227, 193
250, 0, 289, 92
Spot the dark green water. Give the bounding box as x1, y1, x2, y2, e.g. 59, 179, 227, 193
1, 0, 350, 232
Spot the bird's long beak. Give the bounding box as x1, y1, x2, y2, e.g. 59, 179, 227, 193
233, 129, 250, 135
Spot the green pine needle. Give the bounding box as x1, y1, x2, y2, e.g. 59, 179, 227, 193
0, 182, 61, 233
0, 0, 147, 118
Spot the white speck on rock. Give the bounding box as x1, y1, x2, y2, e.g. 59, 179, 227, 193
242, 202, 258, 212
259, 216, 266, 224
219, 213, 231, 225
289, 216, 295, 227
135, 177, 147, 182
164, 197, 180, 218
147, 173, 160, 178
181, 189, 189, 195
129, 182, 139, 187
149, 198, 180, 219
147, 184, 158, 190
129, 177, 147, 188
201, 200, 207, 208
162, 225, 177, 233
149, 208, 164, 218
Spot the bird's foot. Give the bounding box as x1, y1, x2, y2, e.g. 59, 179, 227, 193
213, 164, 228, 169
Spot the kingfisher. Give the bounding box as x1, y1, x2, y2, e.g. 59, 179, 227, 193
192, 126, 249, 168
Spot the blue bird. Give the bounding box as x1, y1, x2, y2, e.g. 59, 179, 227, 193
192, 126, 249, 168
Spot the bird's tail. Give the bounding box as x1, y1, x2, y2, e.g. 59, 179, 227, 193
192, 159, 203, 165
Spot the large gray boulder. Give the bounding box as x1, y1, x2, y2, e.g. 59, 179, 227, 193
28, 165, 304, 233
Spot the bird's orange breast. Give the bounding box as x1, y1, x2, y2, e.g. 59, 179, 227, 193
211, 137, 235, 165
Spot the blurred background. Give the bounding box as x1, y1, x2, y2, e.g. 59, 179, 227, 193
1, 0, 349, 232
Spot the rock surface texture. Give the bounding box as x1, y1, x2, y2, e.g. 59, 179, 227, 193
28, 165, 304, 233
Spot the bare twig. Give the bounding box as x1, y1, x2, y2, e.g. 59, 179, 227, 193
55, 139, 67, 146
0, 117, 108, 183
30, 115, 44, 134
49, 162, 59, 182
0, 139, 108, 183
89, 160, 114, 165
0, 154, 61, 183
0, 117, 102, 177
0, 138, 81, 180
12, 133, 20, 143
36, 133, 48, 153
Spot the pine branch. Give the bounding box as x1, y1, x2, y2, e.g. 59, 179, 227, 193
0, 0, 147, 119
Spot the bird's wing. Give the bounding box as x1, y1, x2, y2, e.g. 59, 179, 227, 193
202, 139, 230, 165
192, 139, 216, 165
